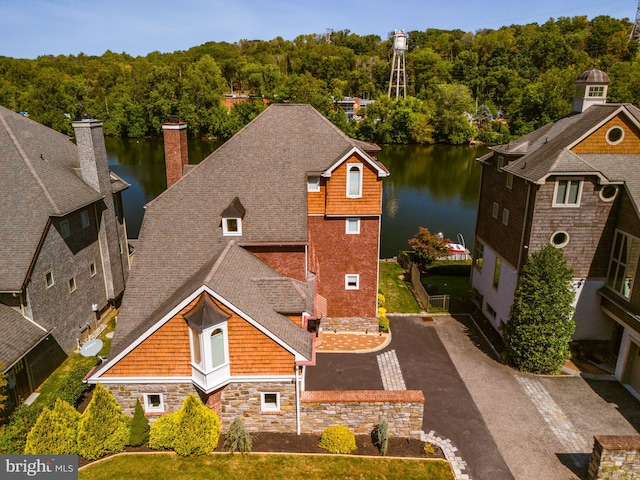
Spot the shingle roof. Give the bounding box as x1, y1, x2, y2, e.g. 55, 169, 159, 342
107, 105, 376, 364
0, 105, 129, 291
0, 303, 48, 369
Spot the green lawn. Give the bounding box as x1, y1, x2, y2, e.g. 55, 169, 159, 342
79, 453, 454, 480
421, 262, 473, 314
378, 261, 421, 314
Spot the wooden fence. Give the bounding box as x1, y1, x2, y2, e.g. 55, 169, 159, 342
400, 252, 450, 313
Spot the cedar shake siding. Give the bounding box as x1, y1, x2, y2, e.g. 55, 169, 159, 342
325, 157, 383, 216
572, 114, 640, 154
307, 178, 327, 215
308, 216, 379, 318
244, 246, 307, 282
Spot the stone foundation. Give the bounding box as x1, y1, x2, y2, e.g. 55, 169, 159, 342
588, 435, 640, 480
102, 382, 199, 417
301, 390, 424, 437
321, 317, 379, 333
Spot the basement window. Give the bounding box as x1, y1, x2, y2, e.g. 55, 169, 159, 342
143, 393, 165, 413
345, 274, 360, 290
261, 392, 280, 413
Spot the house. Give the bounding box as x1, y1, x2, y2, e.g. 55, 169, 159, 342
88, 104, 389, 431
0, 106, 130, 411
471, 69, 640, 396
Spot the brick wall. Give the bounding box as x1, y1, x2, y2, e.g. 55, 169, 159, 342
244, 245, 306, 282
588, 435, 640, 480
301, 390, 424, 437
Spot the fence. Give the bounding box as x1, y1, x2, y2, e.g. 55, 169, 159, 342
400, 253, 450, 313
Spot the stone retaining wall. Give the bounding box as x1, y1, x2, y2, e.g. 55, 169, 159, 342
320, 317, 379, 333
301, 390, 425, 437
588, 435, 640, 480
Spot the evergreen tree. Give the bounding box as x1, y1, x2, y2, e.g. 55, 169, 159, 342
77, 384, 129, 460
172, 394, 221, 456
0, 364, 7, 415
224, 417, 252, 453
25, 399, 80, 455
129, 399, 149, 447
502, 245, 575, 374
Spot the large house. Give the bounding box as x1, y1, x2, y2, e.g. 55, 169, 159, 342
472, 69, 640, 396
0, 106, 130, 411
88, 104, 388, 431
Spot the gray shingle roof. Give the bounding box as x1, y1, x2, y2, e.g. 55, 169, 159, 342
106, 105, 376, 365
0, 303, 48, 369
0, 105, 129, 291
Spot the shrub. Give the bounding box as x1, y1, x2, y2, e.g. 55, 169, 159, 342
377, 293, 386, 309
77, 384, 129, 460
423, 442, 436, 455
25, 398, 80, 454
224, 417, 252, 453
173, 394, 221, 456
56, 363, 93, 407
129, 399, 149, 447
148, 412, 176, 451
318, 425, 357, 454
0, 403, 43, 454
372, 418, 389, 456
377, 307, 387, 317
378, 315, 390, 332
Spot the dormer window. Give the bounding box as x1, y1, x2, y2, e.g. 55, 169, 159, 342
347, 164, 363, 198
185, 295, 231, 392
307, 176, 320, 192
221, 197, 245, 237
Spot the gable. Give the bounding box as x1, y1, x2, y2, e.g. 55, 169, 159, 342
572, 113, 640, 155
325, 154, 384, 216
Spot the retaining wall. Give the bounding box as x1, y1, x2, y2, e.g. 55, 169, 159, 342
588, 435, 640, 480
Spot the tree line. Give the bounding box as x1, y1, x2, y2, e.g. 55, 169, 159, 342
1, 14, 638, 144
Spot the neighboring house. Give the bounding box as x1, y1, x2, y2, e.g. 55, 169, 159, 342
0, 106, 130, 411
88, 104, 388, 432
336, 97, 375, 121
472, 69, 640, 396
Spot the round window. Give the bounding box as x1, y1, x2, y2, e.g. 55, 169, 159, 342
550, 231, 570, 248
606, 126, 624, 145
600, 185, 619, 202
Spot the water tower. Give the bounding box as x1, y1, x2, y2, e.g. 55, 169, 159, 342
388, 30, 408, 99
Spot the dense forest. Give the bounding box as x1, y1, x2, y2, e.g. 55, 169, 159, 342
2, 15, 640, 144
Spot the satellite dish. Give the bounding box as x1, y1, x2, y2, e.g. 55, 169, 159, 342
80, 339, 103, 357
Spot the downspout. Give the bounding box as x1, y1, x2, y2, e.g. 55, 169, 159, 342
517, 182, 533, 273
295, 365, 301, 435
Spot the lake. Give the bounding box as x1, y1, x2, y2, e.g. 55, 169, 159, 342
105, 138, 489, 259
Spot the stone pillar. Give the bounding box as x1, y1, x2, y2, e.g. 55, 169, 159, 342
588, 435, 640, 480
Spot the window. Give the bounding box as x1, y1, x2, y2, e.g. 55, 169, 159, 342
493, 257, 501, 289
210, 328, 225, 369
474, 242, 484, 272
607, 230, 640, 300
190, 327, 202, 365
60, 220, 70, 238
345, 274, 360, 290
346, 164, 363, 198
553, 179, 582, 207
606, 126, 624, 145
492, 202, 499, 219
346, 218, 360, 234
68, 277, 76, 293
45, 270, 54, 289
143, 393, 164, 413
222, 218, 242, 236
307, 176, 320, 192
90, 262, 97, 277
506, 173, 513, 190
261, 392, 280, 413
550, 231, 570, 248
486, 303, 497, 319
588, 86, 605, 97
80, 210, 90, 228
496, 156, 504, 172
502, 208, 509, 226
600, 185, 619, 202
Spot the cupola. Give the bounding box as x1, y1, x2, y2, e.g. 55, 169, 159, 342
572, 69, 610, 113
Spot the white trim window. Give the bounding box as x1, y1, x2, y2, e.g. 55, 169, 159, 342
80, 209, 90, 228
45, 270, 54, 289
222, 218, 242, 236
68, 277, 76, 293
60, 220, 71, 238
506, 173, 513, 190
345, 274, 360, 290
346, 164, 363, 198
143, 393, 165, 413
502, 208, 509, 226
492, 202, 499, 219
307, 176, 320, 192
261, 392, 280, 413
90, 262, 97, 277
607, 230, 640, 300
553, 178, 583, 207
346, 218, 360, 234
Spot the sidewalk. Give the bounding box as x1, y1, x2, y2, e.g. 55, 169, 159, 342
315, 331, 390, 353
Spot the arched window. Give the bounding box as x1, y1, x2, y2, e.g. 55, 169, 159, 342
347, 164, 362, 198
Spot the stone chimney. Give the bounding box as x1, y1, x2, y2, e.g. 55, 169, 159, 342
72, 118, 125, 300
162, 115, 188, 188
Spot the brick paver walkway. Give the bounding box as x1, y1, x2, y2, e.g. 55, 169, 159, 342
377, 349, 406, 390
315, 332, 390, 352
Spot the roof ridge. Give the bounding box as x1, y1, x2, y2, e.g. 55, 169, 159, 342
204, 240, 237, 285
0, 108, 62, 214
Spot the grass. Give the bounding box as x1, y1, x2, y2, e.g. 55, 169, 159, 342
32, 313, 117, 408
79, 453, 454, 480
378, 261, 421, 314
421, 262, 473, 314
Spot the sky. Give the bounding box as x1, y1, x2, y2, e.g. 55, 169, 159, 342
1, 0, 636, 59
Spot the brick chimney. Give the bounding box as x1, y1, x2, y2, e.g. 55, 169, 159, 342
162, 115, 188, 188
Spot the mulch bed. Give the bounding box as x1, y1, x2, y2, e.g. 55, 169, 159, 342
79, 432, 441, 468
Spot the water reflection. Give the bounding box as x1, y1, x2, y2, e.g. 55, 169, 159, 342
104, 138, 487, 259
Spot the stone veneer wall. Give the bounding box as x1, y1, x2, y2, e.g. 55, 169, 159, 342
301, 390, 425, 437
103, 382, 199, 417
588, 435, 640, 480
220, 382, 297, 433
320, 317, 379, 333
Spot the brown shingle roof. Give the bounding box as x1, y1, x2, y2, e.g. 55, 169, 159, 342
0, 303, 48, 369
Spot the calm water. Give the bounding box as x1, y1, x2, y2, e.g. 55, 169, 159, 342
105, 138, 488, 258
